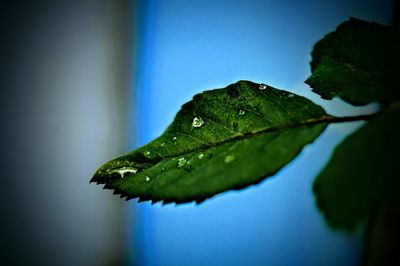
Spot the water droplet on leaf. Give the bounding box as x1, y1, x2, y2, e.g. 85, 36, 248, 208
192, 117, 204, 128
177, 157, 187, 167
259, 84, 267, 90
224, 155, 235, 163
111, 167, 138, 178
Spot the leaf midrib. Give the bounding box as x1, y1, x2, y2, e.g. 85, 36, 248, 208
141, 112, 378, 167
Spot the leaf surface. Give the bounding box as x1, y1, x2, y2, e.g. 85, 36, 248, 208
313, 107, 400, 230
305, 18, 400, 105
91, 81, 327, 204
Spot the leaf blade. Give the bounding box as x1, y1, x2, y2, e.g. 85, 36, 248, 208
92, 81, 327, 203
305, 17, 400, 105
313, 108, 400, 230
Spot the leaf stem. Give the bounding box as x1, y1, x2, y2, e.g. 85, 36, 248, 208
317, 100, 400, 125
203, 112, 376, 151
196, 111, 382, 152
135, 103, 396, 163
306, 112, 378, 125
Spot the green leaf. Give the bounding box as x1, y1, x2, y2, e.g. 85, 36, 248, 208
313, 107, 400, 231
305, 17, 400, 105
91, 81, 327, 204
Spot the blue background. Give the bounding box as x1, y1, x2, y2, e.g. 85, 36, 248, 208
130, 1, 393, 265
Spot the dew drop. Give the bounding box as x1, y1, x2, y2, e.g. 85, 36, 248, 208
192, 117, 204, 128
144, 150, 151, 157
145, 176, 150, 182
224, 155, 235, 163
288, 93, 294, 98
198, 153, 204, 159
238, 109, 246, 116
177, 157, 187, 167
111, 167, 138, 178
259, 83, 267, 90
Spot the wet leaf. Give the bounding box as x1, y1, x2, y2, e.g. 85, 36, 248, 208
313, 108, 400, 231
305, 17, 400, 105
91, 81, 327, 204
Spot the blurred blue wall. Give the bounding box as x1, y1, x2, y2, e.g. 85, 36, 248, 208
130, 1, 393, 265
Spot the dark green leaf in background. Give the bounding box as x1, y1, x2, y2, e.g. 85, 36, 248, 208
313, 107, 400, 231
305, 17, 400, 105
91, 81, 327, 204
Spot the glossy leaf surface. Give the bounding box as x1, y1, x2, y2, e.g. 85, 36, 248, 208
91, 81, 327, 204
